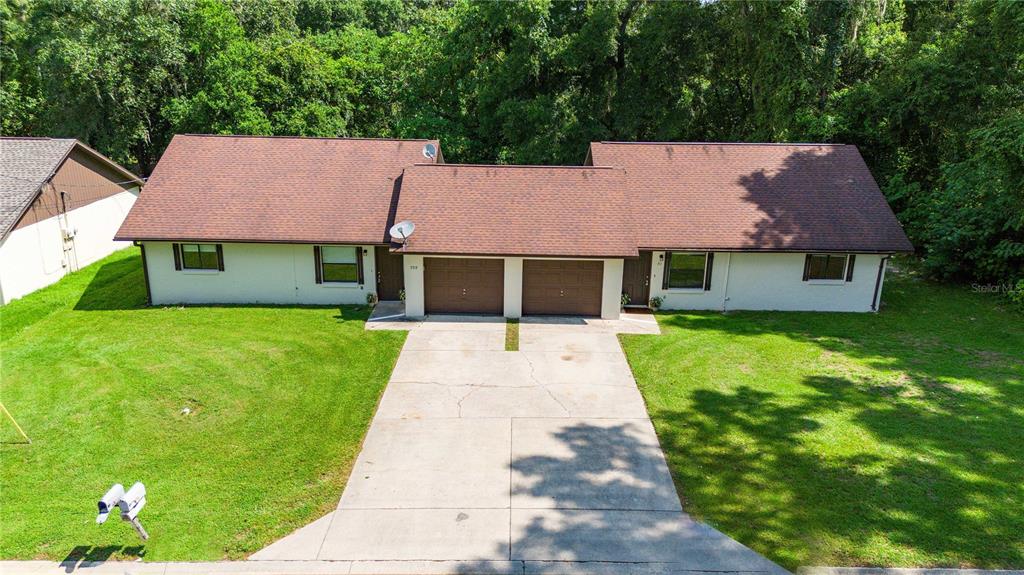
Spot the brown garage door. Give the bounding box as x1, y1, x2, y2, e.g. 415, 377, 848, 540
523, 260, 604, 316
424, 258, 504, 314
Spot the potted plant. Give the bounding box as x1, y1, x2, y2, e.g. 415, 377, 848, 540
648, 296, 663, 311
620, 292, 631, 309
366, 292, 378, 307
399, 288, 406, 302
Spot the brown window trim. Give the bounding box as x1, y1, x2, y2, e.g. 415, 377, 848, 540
177, 243, 223, 271
663, 251, 713, 290
803, 253, 851, 282
316, 245, 364, 285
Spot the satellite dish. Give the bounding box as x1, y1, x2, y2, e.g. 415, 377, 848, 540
422, 143, 437, 160
389, 220, 416, 242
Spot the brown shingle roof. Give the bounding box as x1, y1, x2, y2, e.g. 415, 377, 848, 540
115, 134, 440, 244
394, 164, 636, 257
117, 136, 911, 256
588, 142, 913, 253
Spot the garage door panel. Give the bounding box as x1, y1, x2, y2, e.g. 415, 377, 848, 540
424, 258, 504, 315
523, 260, 603, 316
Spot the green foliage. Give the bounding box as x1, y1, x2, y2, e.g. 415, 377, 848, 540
1010, 279, 1024, 311
3, 0, 1022, 285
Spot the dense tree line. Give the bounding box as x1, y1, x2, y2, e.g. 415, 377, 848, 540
2, 0, 1022, 289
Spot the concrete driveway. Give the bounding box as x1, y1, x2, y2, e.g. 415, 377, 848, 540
251, 313, 787, 575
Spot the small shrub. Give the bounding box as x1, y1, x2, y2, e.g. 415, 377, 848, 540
1010, 279, 1024, 312
648, 296, 663, 310
365, 292, 378, 307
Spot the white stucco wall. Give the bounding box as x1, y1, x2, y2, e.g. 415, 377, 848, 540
600, 258, 624, 319
403, 254, 425, 317
503, 257, 524, 319
0, 190, 137, 304
648, 251, 887, 313
402, 255, 623, 320
143, 241, 376, 305
137, 244, 887, 313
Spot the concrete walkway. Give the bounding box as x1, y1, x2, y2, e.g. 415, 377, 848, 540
248, 312, 788, 574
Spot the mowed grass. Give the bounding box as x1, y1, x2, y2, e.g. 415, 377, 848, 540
621, 268, 1024, 569
0, 248, 406, 561
505, 318, 520, 351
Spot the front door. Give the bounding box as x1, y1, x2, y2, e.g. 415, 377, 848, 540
375, 247, 405, 301
621, 251, 652, 307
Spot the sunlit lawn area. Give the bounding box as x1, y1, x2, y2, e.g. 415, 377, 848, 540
1, 248, 405, 561
621, 268, 1024, 569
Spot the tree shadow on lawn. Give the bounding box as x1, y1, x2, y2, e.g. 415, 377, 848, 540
653, 377, 1024, 567
456, 421, 784, 573
645, 285, 1024, 566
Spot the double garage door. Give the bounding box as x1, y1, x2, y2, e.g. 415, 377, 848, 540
424, 257, 603, 316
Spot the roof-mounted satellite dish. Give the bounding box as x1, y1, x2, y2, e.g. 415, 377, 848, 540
422, 143, 437, 160
389, 220, 416, 246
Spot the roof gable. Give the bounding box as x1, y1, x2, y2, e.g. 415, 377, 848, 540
0, 138, 76, 238
1, 137, 144, 240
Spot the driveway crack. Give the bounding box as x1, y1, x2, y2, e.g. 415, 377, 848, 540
454, 386, 478, 418
522, 354, 571, 416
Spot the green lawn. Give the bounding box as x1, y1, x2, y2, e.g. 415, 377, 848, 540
0, 248, 406, 561
621, 268, 1024, 569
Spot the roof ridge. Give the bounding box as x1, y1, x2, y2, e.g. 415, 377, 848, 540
412, 163, 616, 170
596, 141, 850, 147
179, 134, 436, 143
0, 136, 76, 142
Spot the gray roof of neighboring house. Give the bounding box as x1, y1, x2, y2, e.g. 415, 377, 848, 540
1, 137, 143, 241
0, 137, 77, 239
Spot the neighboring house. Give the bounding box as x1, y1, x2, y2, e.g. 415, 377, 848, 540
115, 135, 912, 317
0, 138, 143, 304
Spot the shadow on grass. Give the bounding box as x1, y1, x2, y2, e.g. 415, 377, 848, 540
635, 275, 1024, 566
73, 255, 148, 311
456, 421, 783, 573
60, 545, 145, 572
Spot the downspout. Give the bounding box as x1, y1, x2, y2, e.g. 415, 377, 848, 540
871, 255, 891, 312
135, 241, 152, 306
721, 252, 732, 312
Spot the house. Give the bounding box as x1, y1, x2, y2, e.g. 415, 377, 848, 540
114, 135, 912, 317
0, 137, 143, 304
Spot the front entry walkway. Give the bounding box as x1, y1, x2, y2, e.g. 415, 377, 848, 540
251, 313, 788, 574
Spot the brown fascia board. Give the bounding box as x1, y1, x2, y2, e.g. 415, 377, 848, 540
114, 236, 392, 245
638, 246, 910, 255
68, 141, 145, 186
392, 249, 639, 259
